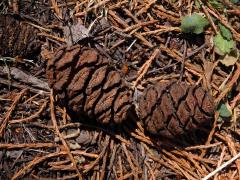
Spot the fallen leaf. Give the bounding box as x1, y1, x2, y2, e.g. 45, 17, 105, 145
218, 102, 232, 118
180, 13, 209, 34
63, 22, 89, 46
214, 33, 235, 55
218, 23, 232, 40
219, 49, 240, 66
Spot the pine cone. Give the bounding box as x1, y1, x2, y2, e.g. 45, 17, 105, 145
46, 45, 132, 124
138, 80, 215, 138
0, 14, 41, 58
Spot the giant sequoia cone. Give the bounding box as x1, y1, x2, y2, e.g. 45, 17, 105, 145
0, 14, 41, 58
138, 80, 215, 138
46, 45, 132, 124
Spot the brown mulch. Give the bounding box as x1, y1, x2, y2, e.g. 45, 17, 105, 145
0, 0, 240, 179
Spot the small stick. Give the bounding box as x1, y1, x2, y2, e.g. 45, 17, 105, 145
214, 146, 226, 179
200, 2, 218, 34
206, 6, 240, 42
133, 49, 160, 88
50, 91, 82, 179
0, 88, 27, 138
9, 101, 47, 124
121, 143, 138, 179
75, 0, 111, 17
179, 40, 187, 82
0, 143, 56, 149
38, 32, 65, 43
202, 151, 240, 180
50, 0, 63, 19
83, 135, 110, 173
12, 151, 67, 180
215, 63, 240, 104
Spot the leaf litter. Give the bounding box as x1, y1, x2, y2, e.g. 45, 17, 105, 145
0, 0, 240, 179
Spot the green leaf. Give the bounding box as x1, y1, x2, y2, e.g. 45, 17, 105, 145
218, 23, 232, 40
218, 103, 232, 118
209, 0, 224, 9
194, 0, 201, 9
213, 33, 235, 55
230, 0, 239, 3
180, 13, 209, 34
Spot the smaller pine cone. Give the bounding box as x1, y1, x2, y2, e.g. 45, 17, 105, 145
138, 80, 215, 138
46, 45, 132, 124
0, 14, 41, 58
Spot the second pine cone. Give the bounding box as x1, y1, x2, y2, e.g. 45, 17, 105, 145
0, 14, 41, 58
46, 45, 132, 124
138, 80, 215, 138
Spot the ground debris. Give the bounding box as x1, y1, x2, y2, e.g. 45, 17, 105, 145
0, 14, 42, 58
0, 0, 240, 179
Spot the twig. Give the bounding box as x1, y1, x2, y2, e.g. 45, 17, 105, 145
9, 101, 48, 124
185, 142, 222, 151
225, 135, 240, 177
200, 112, 218, 157
215, 63, 240, 104
38, 32, 66, 43
199, 1, 218, 34
2, 66, 50, 91
0, 77, 49, 95
206, 6, 240, 42
118, 156, 123, 180
121, 143, 139, 179
0, 143, 56, 149
179, 40, 187, 81
12, 151, 67, 180
100, 149, 108, 180
202, 151, 240, 180
71, 150, 98, 158
83, 135, 110, 173
108, 10, 153, 47
0, 88, 27, 138
133, 49, 160, 88
50, 90, 82, 179
106, 140, 117, 179
75, 0, 111, 17
214, 146, 226, 179
50, 0, 63, 19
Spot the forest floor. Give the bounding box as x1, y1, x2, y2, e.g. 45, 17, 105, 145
0, 0, 240, 179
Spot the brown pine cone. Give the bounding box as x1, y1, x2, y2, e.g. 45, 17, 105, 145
138, 80, 215, 138
0, 14, 41, 58
46, 45, 132, 124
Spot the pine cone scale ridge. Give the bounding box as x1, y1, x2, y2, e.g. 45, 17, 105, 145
46, 45, 133, 124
